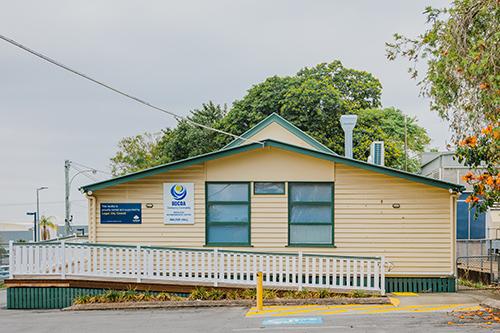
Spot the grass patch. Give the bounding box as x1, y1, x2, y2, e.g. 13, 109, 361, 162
73, 286, 378, 305
458, 278, 489, 289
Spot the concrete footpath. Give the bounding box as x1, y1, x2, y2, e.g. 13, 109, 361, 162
1, 290, 499, 332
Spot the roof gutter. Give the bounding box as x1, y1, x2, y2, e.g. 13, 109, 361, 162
81, 139, 465, 193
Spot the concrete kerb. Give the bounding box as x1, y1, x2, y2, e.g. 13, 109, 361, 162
65, 296, 389, 311
457, 289, 500, 310
480, 298, 500, 311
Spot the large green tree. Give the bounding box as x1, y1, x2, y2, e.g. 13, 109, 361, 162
353, 108, 430, 172
111, 102, 227, 175
156, 102, 228, 162
386, 0, 499, 211
222, 61, 383, 154
110, 61, 430, 175
110, 132, 164, 175
221, 61, 427, 171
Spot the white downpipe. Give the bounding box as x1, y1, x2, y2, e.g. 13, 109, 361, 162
86, 195, 97, 243
8, 240, 14, 279
380, 255, 386, 295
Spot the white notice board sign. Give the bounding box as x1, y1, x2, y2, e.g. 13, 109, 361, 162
164, 183, 195, 224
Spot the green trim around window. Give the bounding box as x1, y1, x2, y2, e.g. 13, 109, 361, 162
253, 182, 286, 195
203, 243, 254, 247
287, 182, 334, 247
205, 182, 251, 246
286, 244, 337, 248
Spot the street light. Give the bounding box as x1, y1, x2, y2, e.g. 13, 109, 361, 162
64, 160, 97, 235
36, 186, 48, 242
26, 212, 36, 242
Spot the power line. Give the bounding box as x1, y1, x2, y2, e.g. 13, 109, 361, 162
71, 164, 100, 182
81, 173, 99, 182
0, 200, 86, 207
0, 34, 263, 145
70, 161, 112, 175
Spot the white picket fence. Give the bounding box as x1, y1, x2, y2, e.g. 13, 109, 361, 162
8, 241, 385, 294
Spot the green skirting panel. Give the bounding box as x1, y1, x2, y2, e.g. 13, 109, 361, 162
385, 277, 456, 293
7, 287, 105, 309
7, 277, 456, 309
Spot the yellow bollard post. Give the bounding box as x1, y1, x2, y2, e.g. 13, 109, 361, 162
256, 271, 263, 311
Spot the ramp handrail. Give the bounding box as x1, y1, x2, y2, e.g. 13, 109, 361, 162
8, 241, 385, 294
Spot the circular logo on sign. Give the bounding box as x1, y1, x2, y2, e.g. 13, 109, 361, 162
170, 184, 187, 200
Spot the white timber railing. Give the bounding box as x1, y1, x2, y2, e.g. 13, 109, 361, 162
8, 241, 385, 294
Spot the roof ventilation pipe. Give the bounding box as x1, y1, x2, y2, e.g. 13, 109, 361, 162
340, 115, 358, 159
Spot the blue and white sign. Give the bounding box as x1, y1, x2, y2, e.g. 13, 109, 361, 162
164, 183, 194, 224
100, 203, 142, 224
262, 317, 323, 326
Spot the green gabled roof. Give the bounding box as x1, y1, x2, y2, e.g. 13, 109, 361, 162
81, 139, 465, 193
223, 113, 335, 154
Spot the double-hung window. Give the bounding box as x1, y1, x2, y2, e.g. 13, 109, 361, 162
206, 182, 250, 246
288, 182, 334, 246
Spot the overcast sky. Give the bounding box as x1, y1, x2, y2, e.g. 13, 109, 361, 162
0, 1, 450, 230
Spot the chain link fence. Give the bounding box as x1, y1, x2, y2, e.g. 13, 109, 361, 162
457, 240, 500, 285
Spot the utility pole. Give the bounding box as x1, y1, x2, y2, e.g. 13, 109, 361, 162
26, 212, 36, 242
64, 160, 73, 236
404, 114, 408, 172
64, 160, 98, 236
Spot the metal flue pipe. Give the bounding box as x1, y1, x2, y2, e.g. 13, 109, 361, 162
340, 115, 358, 159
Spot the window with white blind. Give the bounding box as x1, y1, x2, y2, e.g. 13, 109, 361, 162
206, 182, 250, 246
288, 182, 334, 246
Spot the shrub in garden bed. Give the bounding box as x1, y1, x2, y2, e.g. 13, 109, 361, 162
73, 289, 185, 305
73, 287, 378, 305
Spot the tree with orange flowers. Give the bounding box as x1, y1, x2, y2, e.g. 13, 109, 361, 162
457, 124, 500, 213
387, 0, 499, 212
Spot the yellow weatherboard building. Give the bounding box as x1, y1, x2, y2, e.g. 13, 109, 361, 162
81, 113, 464, 292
